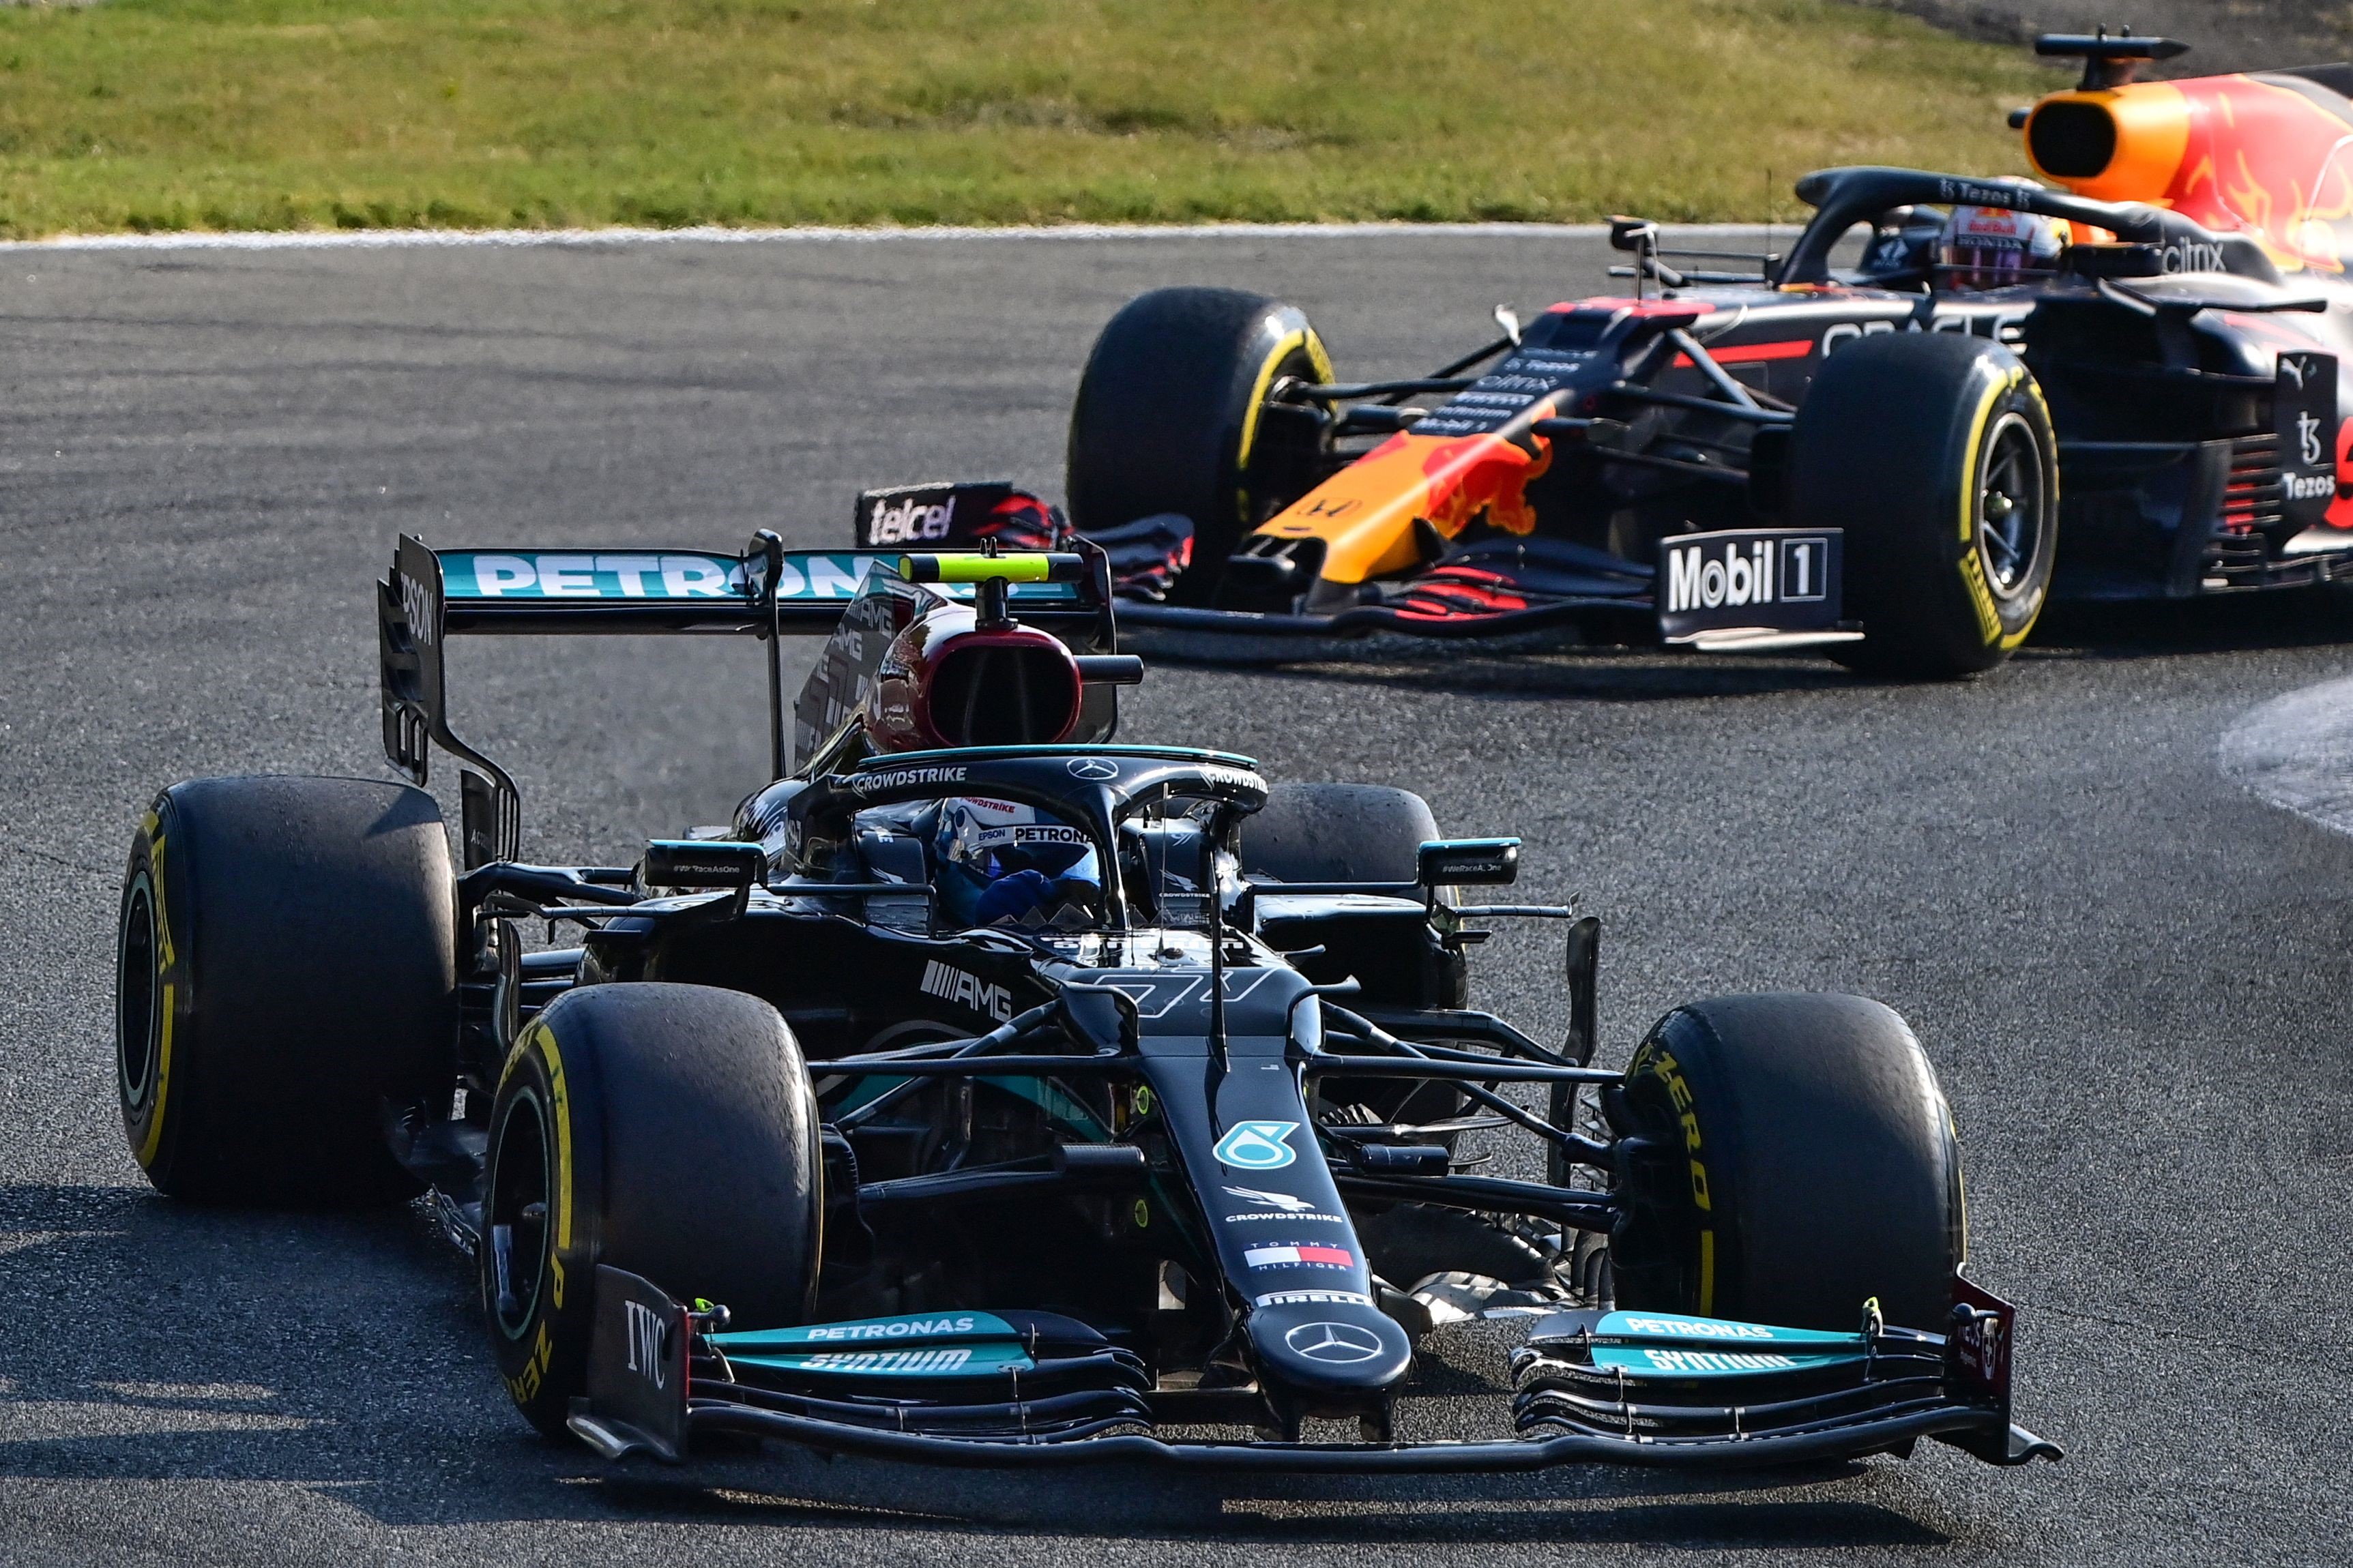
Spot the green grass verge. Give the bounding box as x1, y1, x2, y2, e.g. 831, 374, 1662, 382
0, 0, 2052, 237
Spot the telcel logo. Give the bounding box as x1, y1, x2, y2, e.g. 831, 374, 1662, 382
869, 497, 954, 544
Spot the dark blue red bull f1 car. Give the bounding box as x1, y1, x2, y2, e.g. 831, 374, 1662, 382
112, 535, 2058, 1474
1004, 32, 2353, 679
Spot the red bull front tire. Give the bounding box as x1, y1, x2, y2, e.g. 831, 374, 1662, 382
1066, 286, 1335, 605
1788, 334, 2059, 679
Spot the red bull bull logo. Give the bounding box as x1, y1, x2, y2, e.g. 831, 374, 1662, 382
1250, 406, 1562, 585
1416, 427, 1553, 539
2027, 73, 2353, 274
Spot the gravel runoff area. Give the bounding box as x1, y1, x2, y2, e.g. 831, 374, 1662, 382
0, 228, 2349, 1565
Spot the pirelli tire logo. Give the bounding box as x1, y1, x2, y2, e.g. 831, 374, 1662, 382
1628, 1037, 1719, 1316
1656, 529, 1842, 643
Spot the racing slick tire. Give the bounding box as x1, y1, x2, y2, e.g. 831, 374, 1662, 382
1240, 782, 1437, 886
114, 775, 456, 1207
1066, 286, 1334, 604
482, 982, 823, 1439
1244, 783, 1465, 1109
1788, 333, 2058, 679
1606, 992, 1964, 1333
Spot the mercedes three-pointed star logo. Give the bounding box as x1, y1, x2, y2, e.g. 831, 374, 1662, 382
1065, 757, 1120, 780
1284, 1320, 1385, 1365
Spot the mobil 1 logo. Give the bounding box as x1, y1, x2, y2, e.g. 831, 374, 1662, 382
2276, 352, 2340, 528
1656, 529, 1843, 643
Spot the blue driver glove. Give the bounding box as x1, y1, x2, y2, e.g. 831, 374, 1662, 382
973, 868, 1059, 926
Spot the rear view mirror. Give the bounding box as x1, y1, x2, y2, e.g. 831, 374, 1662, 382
1609, 216, 1661, 253
1073, 654, 1145, 686
1418, 838, 1520, 887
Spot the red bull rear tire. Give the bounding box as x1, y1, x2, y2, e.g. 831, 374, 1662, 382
1789, 333, 2058, 679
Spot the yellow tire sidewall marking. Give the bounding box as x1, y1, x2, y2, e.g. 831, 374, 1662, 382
1631, 1039, 1717, 1316
135, 827, 177, 1170
1955, 364, 2051, 651
1995, 375, 2058, 653
1233, 327, 1335, 526
505, 1321, 554, 1404
1957, 552, 2003, 645
532, 1021, 576, 1310
1950, 1108, 1971, 1267
1954, 372, 2009, 647
493, 1018, 579, 1316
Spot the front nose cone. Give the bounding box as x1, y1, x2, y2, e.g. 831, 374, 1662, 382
1246, 1301, 1414, 1406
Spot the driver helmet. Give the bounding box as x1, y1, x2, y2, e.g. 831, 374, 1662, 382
933, 796, 1103, 930
1938, 187, 2069, 291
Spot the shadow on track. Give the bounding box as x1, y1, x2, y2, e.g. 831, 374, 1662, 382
0, 1181, 561, 1526
2029, 589, 2353, 662
577, 1460, 1950, 1548
1132, 641, 1862, 704
0, 1181, 1956, 1545
1124, 589, 2353, 704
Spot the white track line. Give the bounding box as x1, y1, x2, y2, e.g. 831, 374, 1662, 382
2219, 672, 2353, 838
0, 221, 1779, 254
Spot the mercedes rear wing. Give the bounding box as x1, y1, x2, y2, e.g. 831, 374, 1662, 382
379, 531, 1112, 866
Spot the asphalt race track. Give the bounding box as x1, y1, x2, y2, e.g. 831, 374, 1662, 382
1, 229, 2350, 1566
